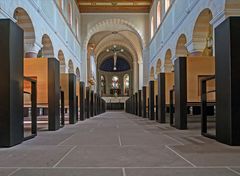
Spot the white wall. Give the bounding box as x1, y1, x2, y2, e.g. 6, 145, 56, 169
0, 0, 82, 75
147, 0, 240, 80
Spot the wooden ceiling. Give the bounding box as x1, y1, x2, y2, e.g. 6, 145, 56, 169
76, 0, 152, 13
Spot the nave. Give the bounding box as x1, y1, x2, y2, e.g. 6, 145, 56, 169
1, 111, 240, 176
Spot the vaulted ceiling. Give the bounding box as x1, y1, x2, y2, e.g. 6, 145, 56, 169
76, 0, 152, 13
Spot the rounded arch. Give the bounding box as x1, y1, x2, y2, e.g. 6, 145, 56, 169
192, 8, 213, 55
58, 50, 65, 73
176, 34, 188, 57
164, 49, 173, 72
76, 67, 80, 80
41, 34, 54, 58
68, 1, 73, 26
156, 59, 162, 74
123, 74, 130, 96
83, 18, 145, 48
68, 59, 74, 74
13, 7, 36, 57
150, 66, 155, 80
157, 0, 162, 27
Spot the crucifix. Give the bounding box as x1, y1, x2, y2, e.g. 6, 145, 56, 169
106, 45, 124, 71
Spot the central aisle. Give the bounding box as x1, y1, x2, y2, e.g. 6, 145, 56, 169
1, 112, 240, 176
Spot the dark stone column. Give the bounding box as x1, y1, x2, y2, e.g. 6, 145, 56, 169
96, 94, 99, 115
68, 74, 76, 124
80, 82, 85, 121
158, 73, 166, 123
48, 58, 60, 130
86, 87, 90, 118
149, 81, 155, 120
0, 19, 24, 147
135, 92, 138, 115
132, 94, 135, 115
90, 91, 94, 117
94, 93, 97, 116
155, 95, 159, 121
142, 86, 147, 118
215, 17, 240, 145
99, 97, 102, 114
60, 91, 65, 126
138, 90, 142, 116
76, 96, 78, 121
174, 57, 187, 130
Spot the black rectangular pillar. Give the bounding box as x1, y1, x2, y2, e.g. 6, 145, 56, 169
90, 91, 94, 117
215, 17, 240, 145
135, 92, 138, 115
138, 90, 142, 116
68, 74, 77, 124
76, 96, 78, 121
0, 19, 24, 147
174, 57, 187, 130
80, 82, 85, 121
158, 73, 166, 123
94, 93, 97, 116
155, 95, 159, 121
48, 58, 60, 130
86, 87, 90, 118
142, 86, 147, 118
149, 81, 155, 120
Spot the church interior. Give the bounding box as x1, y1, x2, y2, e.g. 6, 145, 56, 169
0, 0, 240, 175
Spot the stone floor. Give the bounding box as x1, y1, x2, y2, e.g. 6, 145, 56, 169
1, 111, 240, 176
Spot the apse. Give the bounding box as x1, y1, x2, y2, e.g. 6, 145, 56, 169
100, 56, 130, 72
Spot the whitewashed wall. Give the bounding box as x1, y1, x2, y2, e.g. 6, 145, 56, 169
147, 0, 240, 81
0, 0, 82, 75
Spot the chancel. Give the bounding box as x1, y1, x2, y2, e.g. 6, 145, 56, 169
1, 0, 240, 175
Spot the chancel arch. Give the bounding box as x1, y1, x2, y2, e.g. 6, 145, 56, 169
97, 52, 133, 97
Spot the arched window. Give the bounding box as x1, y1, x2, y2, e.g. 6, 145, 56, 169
112, 76, 119, 89
165, 0, 171, 12
112, 76, 120, 96
151, 16, 154, 38
157, 1, 161, 27
75, 18, 79, 37
123, 74, 130, 96
68, 2, 73, 26
100, 75, 106, 95
58, 0, 63, 10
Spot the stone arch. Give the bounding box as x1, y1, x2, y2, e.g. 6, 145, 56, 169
68, 59, 74, 74
40, 34, 54, 58
176, 34, 188, 57
83, 18, 145, 48
156, 59, 162, 74
58, 50, 65, 73
13, 7, 36, 58
76, 67, 80, 80
96, 41, 137, 63
150, 66, 155, 80
94, 32, 140, 61
192, 8, 213, 55
164, 49, 173, 72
